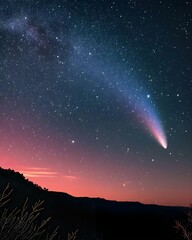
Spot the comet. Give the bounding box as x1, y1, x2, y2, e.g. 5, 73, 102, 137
126, 91, 168, 149
143, 106, 167, 149
71, 37, 168, 149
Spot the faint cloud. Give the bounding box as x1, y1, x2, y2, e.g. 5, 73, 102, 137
20, 167, 59, 178
62, 175, 78, 181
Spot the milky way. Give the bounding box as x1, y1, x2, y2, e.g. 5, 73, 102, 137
0, 1, 191, 206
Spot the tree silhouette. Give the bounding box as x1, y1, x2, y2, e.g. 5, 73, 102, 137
0, 183, 77, 240
175, 208, 192, 240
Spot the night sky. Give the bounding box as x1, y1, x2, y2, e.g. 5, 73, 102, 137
0, 0, 191, 206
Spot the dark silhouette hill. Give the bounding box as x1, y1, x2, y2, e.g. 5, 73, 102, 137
0, 167, 188, 240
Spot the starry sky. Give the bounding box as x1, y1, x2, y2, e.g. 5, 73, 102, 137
0, 0, 191, 207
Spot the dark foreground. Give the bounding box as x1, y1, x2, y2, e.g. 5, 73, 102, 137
0, 167, 189, 240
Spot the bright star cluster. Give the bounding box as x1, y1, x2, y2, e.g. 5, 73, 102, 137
0, 0, 191, 206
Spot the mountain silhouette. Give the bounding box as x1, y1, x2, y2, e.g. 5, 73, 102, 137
0, 167, 188, 240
